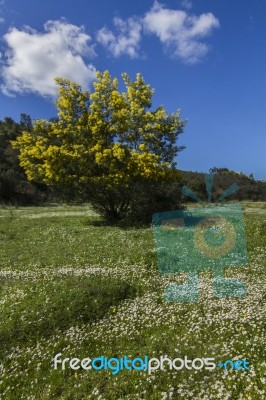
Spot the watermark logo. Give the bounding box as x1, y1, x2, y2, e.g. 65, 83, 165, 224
152, 174, 248, 302
53, 353, 250, 375
217, 359, 250, 371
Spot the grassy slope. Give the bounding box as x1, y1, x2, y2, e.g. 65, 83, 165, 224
0, 203, 265, 399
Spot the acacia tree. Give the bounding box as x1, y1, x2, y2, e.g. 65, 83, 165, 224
13, 71, 186, 220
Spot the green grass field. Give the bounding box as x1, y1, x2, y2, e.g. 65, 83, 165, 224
0, 203, 265, 399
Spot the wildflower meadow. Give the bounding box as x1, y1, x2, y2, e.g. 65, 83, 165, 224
0, 201, 265, 399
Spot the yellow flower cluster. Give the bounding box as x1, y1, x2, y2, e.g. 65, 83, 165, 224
11, 70, 184, 190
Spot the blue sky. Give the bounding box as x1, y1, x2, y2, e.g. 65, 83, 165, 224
0, 0, 265, 179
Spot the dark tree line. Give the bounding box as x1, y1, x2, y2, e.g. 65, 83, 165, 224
0, 115, 265, 206
0, 115, 48, 204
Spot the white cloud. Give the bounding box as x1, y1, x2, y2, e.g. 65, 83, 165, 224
96, 16, 142, 58
143, 1, 219, 64
0, 20, 97, 97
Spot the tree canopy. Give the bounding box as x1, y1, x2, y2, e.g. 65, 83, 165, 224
12, 71, 186, 220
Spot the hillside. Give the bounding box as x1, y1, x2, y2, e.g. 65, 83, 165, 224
180, 168, 266, 202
